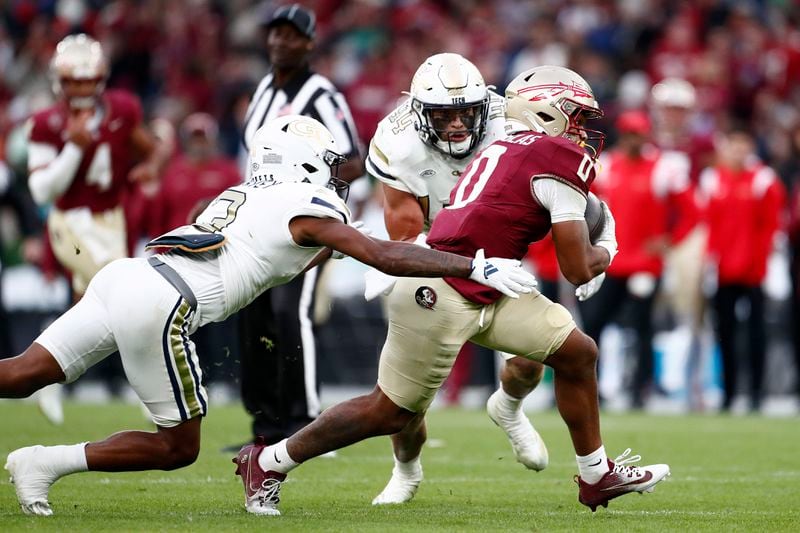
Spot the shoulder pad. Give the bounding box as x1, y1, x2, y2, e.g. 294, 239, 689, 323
293, 185, 351, 224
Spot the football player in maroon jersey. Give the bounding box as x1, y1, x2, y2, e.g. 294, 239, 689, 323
234, 66, 670, 515
27, 34, 170, 297
26, 33, 170, 425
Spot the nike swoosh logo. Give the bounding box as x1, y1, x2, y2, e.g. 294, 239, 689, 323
589, 459, 602, 467
273, 450, 282, 464
600, 471, 653, 491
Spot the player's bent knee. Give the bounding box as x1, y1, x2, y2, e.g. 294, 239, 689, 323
546, 330, 598, 378
368, 386, 416, 434
162, 439, 200, 470
158, 419, 201, 470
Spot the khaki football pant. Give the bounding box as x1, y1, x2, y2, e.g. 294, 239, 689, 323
378, 277, 575, 413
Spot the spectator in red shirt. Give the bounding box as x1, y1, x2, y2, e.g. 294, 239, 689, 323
579, 110, 693, 408
699, 127, 786, 411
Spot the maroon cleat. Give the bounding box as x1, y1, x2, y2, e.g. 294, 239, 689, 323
232, 438, 286, 516
575, 448, 670, 511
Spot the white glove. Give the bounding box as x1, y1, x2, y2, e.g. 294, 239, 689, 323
469, 249, 538, 299
575, 272, 606, 301
331, 221, 372, 260
594, 202, 618, 265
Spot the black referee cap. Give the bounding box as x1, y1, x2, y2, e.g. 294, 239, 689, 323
264, 4, 316, 40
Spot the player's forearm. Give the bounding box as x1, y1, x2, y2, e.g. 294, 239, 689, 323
558, 244, 609, 285
373, 240, 472, 278
587, 245, 611, 278
28, 143, 83, 205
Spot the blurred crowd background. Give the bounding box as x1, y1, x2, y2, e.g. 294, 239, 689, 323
1, 0, 799, 415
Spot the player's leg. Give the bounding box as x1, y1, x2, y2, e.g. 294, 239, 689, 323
482, 291, 670, 511
5, 259, 207, 516
370, 277, 479, 505
371, 412, 427, 505
478, 291, 566, 472
487, 355, 548, 470
0, 343, 66, 398
232, 385, 415, 515
546, 328, 670, 510
85, 418, 202, 471
233, 277, 479, 514
4, 263, 122, 516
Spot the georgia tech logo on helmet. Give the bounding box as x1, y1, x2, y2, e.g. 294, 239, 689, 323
286, 118, 330, 146
414, 286, 437, 310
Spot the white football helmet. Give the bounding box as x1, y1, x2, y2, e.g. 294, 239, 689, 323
50, 33, 108, 109
247, 115, 349, 197
505, 65, 605, 157
409, 53, 490, 159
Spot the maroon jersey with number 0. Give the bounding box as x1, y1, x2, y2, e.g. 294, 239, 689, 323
427, 133, 596, 304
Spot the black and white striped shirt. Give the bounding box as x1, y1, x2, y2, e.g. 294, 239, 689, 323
242, 66, 360, 159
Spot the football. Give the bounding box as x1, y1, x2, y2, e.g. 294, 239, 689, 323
585, 191, 606, 243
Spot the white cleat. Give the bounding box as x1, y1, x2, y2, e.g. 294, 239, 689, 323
5, 446, 60, 516
486, 389, 549, 471
371, 466, 423, 505
36, 384, 64, 426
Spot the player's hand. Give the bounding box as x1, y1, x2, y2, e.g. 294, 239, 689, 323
469, 249, 538, 299
595, 202, 618, 265
128, 162, 159, 183
575, 272, 606, 301
66, 109, 94, 148
331, 221, 372, 260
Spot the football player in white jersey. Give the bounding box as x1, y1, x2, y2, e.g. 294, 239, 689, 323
0, 116, 537, 517
365, 53, 549, 506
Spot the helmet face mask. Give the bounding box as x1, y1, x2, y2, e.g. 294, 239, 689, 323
50, 34, 108, 109
247, 115, 349, 199
505, 66, 605, 158
409, 53, 490, 160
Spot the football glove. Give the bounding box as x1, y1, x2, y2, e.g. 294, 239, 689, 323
331, 221, 372, 260
594, 202, 618, 265
575, 272, 606, 302
469, 249, 538, 299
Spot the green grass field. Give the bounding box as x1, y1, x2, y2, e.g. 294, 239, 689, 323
0, 401, 797, 532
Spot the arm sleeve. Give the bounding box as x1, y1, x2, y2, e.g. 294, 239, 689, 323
533, 178, 587, 223
27, 141, 84, 206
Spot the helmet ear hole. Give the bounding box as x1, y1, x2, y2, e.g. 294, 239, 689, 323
301, 163, 318, 173
536, 112, 556, 123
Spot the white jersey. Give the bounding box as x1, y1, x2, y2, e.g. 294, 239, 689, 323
158, 181, 350, 326
365, 91, 506, 228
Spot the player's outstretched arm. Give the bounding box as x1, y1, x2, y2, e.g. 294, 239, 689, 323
290, 216, 537, 298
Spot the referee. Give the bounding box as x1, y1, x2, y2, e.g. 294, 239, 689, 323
237, 3, 363, 445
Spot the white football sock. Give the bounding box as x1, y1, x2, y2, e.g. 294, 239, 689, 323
496, 388, 523, 412
394, 454, 422, 477
258, 439, 299, 475
49, 443, 89, 477
576, 445, 609, 484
